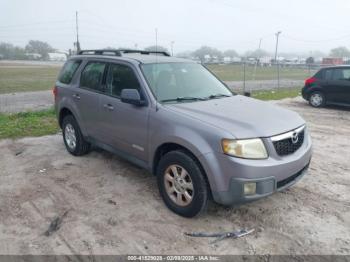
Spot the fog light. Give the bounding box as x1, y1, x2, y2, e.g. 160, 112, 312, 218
244, 182, 256, 195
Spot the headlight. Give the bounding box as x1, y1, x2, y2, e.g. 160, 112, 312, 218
222, 138, 268, 159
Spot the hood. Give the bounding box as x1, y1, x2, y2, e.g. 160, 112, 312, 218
166, 95, 305, 139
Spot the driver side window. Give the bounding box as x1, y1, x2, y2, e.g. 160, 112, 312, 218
106, 64, 141, 97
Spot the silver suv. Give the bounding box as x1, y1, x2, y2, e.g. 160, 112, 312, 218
54, 49, 312, 217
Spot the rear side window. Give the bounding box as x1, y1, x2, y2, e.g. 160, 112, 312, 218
324, 69, 333, 80
332, 68, 350, 81
106, 64, 141, 97
80, 62, 106, 92
58, 60, 81, 84
314, 70, 323, 79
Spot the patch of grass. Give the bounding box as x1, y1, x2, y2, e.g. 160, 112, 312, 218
251, 87, 301, 101
0, 108, 59, 139
207, 64, 315, 81
0, 66, 60, 94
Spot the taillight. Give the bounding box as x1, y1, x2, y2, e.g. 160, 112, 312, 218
305, 77, 316, 86
53, 86, 58, 98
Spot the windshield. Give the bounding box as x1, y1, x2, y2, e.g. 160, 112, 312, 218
141, 62, 233, 103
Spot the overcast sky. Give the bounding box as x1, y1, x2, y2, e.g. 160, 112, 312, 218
1, 0, 350, 55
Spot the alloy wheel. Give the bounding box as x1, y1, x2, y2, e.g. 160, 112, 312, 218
310, 93, 323, 107
164, 164, 194, 206
65, 123, 77, 150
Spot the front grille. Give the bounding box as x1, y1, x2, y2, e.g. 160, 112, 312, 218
277, 163, 309, 188
273, 130, 305, 156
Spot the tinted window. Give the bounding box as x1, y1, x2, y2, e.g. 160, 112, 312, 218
58, 60, 81, 84
332, 68, 350, 81
80, 62, 106, 91
314, 70, 323, 79
106, 64, 141, 97
324, 69, 333, 80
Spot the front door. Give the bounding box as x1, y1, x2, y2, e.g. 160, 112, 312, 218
99, 62, 150, 162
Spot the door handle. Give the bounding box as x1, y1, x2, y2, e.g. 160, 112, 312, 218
72, 94, 81, 100
103, 103, 114, 111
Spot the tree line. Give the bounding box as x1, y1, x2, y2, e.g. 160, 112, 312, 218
1, 40, 350, 62
0, 40, 55, 60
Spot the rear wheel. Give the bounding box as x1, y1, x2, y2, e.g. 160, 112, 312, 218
62, 115, 90, 156
309, 91, 325, 108
157, 150, 208, 217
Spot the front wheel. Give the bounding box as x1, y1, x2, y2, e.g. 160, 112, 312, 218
309, 91, 325, 108
157, 150, 208, 217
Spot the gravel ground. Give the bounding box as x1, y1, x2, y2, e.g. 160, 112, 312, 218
0, 90, 53, 113
0, 97, 349, 255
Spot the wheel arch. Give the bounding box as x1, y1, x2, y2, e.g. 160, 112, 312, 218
152, 142, 213, 198
58, 107, 74, 128
307, 87, 325, 99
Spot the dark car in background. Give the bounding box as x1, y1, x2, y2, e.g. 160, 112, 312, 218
302, 66, 350, 107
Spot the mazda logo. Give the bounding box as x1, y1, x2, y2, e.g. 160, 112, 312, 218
291, 132, 299, 144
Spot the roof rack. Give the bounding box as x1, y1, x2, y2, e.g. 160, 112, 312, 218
78, 49, 170, 57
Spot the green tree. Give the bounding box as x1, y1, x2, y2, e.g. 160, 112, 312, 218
192, 46, 223, 63
306, 57, 315, 65
329, 46, 350, 57
0, 42, 26, 59
25, 40, 55, 60
223, 49, 238, 58
245, 49, 269, 58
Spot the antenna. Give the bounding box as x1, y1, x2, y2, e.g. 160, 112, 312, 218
170, 41, 175, 56
155, 28, 158, 55
76, 11, 81, 53
155, 28, 159, 111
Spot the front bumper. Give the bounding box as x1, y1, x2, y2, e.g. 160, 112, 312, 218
211, 162, 310, 205
198, 127, 312, 206
301, 86, 309, 100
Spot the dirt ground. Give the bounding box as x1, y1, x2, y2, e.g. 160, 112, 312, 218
0, 97, 349, 255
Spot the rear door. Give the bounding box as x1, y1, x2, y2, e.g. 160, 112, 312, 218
76, 61, 107, 139
326, 68, 350, 103
98, 62, 150, 162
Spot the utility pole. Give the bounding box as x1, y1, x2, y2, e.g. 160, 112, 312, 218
243, 57, 246, 95
274, 31, 282, 89
170, 41, 175, 56
76, 11, 81, 53
155, 28, 158, 53
253, 38, 263, 81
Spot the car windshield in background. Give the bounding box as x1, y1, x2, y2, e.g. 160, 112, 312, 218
141, 62, 233, 103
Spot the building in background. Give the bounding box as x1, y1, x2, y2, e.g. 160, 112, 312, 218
322, 57, 343, 65
25, 53, 42, 60
48, 52, 67, 61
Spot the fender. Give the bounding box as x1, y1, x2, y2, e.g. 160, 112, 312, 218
57, 95, 88, 137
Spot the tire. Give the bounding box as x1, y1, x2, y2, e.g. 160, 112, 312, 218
62, 115, 90, 156
156, 150, 208, 217
309, 91, 325, 108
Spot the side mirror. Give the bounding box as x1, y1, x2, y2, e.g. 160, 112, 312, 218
121, 89, 145, 106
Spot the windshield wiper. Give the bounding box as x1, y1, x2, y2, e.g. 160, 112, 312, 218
161, 97, 207, 103
205, 94, 232, 100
